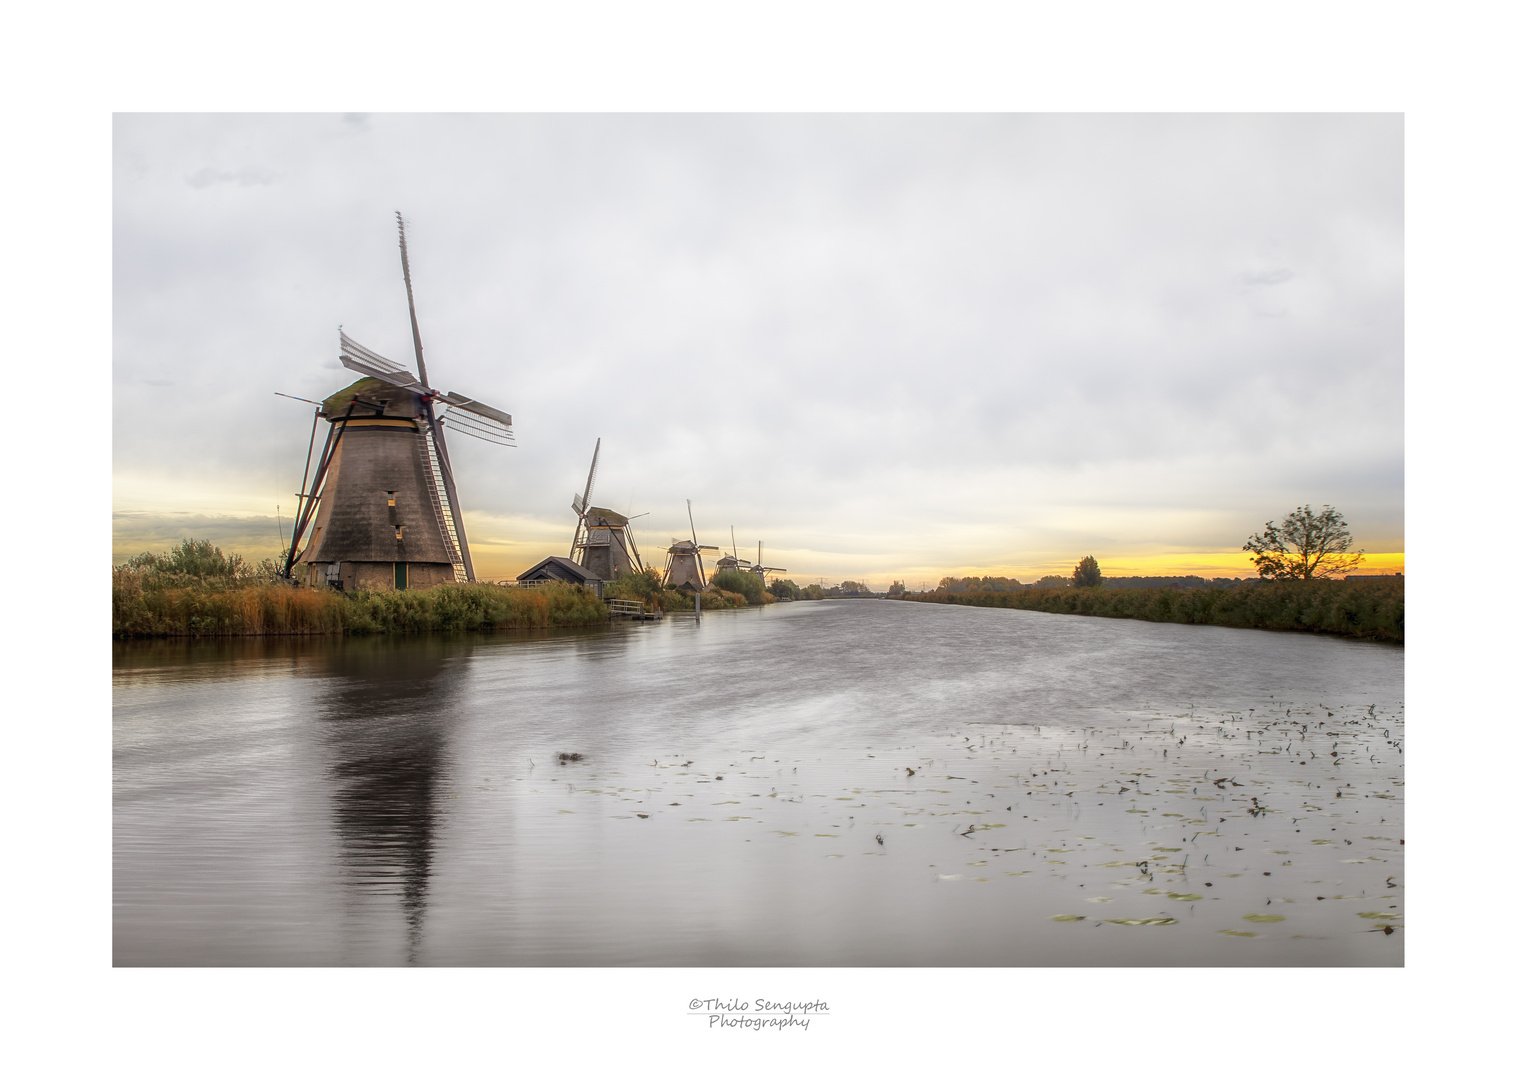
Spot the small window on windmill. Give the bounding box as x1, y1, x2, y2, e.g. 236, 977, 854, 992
395, 526, 403, 540
386, 491, 395, 507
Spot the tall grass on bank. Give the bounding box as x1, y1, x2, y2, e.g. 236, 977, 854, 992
114, 572, 608, 638
898, 578, 1403, 643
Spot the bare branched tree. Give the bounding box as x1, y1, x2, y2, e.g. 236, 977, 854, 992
1243, 505, 1364, 580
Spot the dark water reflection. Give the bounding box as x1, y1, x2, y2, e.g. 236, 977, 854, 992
114, 604, 1403, 966
317, 640, 456, 965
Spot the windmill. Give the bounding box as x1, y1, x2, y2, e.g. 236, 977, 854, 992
566, 439, 645, 580
663, 500, 720, 591
284, 212, 514, 591
750, 541, 788, 587
714, 525, 753, 577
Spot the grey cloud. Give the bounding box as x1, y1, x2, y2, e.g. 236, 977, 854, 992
1240, 267, 1296, 286
185, 165, 278, 189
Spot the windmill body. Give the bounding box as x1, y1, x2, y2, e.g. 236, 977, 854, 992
291, 377, 463, 590
577, 507, 643, 580
663, 499, 719, 591
663, 539, 717, 592
285, 214, 514, 591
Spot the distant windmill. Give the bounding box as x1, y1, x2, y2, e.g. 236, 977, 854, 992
750, 541, 788, 586
715, 525, 753, 577
664, 500, 720, 591
568, 438, 645, 580
284, 212, 514, 591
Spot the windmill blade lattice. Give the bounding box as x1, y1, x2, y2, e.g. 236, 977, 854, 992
338, 331, 427, 392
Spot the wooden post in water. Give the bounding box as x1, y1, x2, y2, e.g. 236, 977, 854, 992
695, 589, 701, 621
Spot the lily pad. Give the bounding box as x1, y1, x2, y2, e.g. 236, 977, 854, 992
1357, 911, 1401, 920
1106, 917, 1178, 926
1218, 930, 1258, 937
1168, 893, 1203, 902
1242, 913, 1284, 923
1049, 914, 1086, 921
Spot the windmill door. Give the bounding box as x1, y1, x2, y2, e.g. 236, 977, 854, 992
394, 562, 408, 590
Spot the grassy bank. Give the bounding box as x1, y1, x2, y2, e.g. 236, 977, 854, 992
897, 578, 1403, 643
113, 571, 608, 638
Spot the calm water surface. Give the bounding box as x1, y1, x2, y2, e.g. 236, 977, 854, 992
114, 600, 1404, 966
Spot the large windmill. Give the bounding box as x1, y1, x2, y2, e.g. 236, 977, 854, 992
567, 438, 645, 580
663, 500, 720, 591
284, 213, 514, 591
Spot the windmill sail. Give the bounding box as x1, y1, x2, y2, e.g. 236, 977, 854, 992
396, 212, 476, 582
417, 417, 467, 580
338, 331, 427, 391
438, 393, 514, 445
570, 438, 601, 562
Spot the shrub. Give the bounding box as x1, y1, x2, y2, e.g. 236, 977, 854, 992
711, 569, 767, 604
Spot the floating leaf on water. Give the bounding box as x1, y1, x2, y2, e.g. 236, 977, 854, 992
1357, 911, 1401, 920
1162, 813, 1185, 817
1142, 888, 1166, 895
825, 854, 844, 858
1242, 914, 1284, 923
1087, 897, 1114, 903
687, 817, 710, 822
775, 831, 798, 836
1168, 893, 1203, 902
1106, 918, 1178, 926
968, 861, 988, 866
1312, 839, 1335, 845
814, 833, 838, 838
1004, 871, 1030, 877
1155, 847, 1182, 852
1218, 930, 1258, 937
1049, 914, 1086, 921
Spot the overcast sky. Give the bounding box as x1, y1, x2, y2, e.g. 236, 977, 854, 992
113, 114, 1403, 585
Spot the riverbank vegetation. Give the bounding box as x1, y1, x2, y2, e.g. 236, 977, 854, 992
898, 577, 1403, 643
114, 540, 608, 637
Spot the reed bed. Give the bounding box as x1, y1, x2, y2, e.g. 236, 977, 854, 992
113, 571, 607, 638
898, 578, 1403, 643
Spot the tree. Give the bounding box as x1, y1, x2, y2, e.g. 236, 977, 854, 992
711, 568, 766, 604
1034, 574, 1068, 588
768, 578, 801, 600
887, 580, 906, 596
1071, 555, 1102, 588
1243, 505, 1364, 580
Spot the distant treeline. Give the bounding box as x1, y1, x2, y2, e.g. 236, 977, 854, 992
934, 574, 1250, 592
899, 578, 1403, 643
114, 540, 608, 637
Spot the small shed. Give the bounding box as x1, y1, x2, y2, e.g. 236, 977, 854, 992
517, 556, 603, 597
